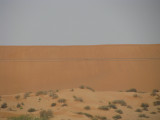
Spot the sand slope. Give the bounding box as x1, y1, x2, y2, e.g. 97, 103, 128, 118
0, 87, 160, 120
0, 44, 160, 94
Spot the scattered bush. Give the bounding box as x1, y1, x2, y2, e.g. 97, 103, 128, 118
77, 112, 93, 118
135, 108, 142, 112
36, 91, 48, 96
115, 109, 123, 114
40, 109, 53, 119
8, 115, 43, 120
24, 92, 31, 99
153, 101, 160, 106
150, 112, 156, 114
58, 98, 66, 103
86, 86, 95, 92
1, 102, 7, 108
127, 105, 132, 109
98, 106, 109, 111
126, 88, 137, 92
61, 103, 67, 107
73, 96, 83, 102
84, 106, 91, 110
15, 95, 20, 100
138, 114, 149, 118
112, 100, 127, 106
133, 94, 139, 98
28, 108, 36, 112
108, 103, 117, 109
16, 103, 21, 108
95, 115, 107, 120
79, 85, 85, 89
51, 103, 56, 107
112, 114, 122, 120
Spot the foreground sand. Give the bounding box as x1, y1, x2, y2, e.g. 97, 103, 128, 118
0, 87, 160, 120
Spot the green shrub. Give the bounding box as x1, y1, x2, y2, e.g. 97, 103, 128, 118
153, 101, 160, 106
138, 114, 149, 118
58, 98, 66, 103
115, 109, 123, 114
112, 100, 127, 106
1, 102, 7, 108
84, 106, 90, 110
73, 96, 83, 102
40, 110, 53, 119
98, 106, 109, 111
112, 114, 122, 120
28, 108, 36, 112
51, 103, 56, 107
126, 88, 137, 92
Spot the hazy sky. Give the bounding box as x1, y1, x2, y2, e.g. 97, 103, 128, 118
0, 0, 160, 45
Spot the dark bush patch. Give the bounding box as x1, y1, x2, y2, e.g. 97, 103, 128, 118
95, 115, 107, 120
86, 86, 95, 92
51, 103, 56, 107
135, 108, 142, 112
112, 100, 127, 106
40, 109, 53, 119
112, 114, 122, 120
1, 102, 7, 108
150, 112, 156, 114
84, 106, 90, 110
153, 101, 160, 106
138, 114, 149, 118
28, 108, 36, 112
79, 85, 85, 89
126, 88, 137, 92
58, 98, 66, 103
115, 109, 123, 114
98, 106, 109, 111
73, 96, 83, 102
141, 103, 149, 111
24, 92, 31, 99
108, 104, 117, 109
15, 95, 20, 100
36, 91, 48, 96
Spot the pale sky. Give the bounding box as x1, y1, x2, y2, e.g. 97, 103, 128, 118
0, 0, 160, 45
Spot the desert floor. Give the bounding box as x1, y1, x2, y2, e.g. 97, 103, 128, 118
0, 87, 160, 120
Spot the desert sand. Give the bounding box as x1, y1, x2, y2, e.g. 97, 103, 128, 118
0, 87, 160, 120
0, 44, 160, 95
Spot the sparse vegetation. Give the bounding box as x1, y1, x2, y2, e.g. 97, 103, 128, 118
51, 103, 56, 107
1, 102, 7, 108
40, 109, 53, 119
28, 108, 36, 112
112, 114, 122, 120
73, 96, 83, 102
77, 112, 93, 118
49, 92, 58, 99
150, 112, 156, 114
15, 95, 20, 100
36, 91, 48, 96
153, 101, 160, 106
141, 103, 149, 111
138, 114, 149, 118
86, 86, 95, 92
135, 108, 142, 112
58, 98, 66, 103
126, 88, 137, 92
16, 103, 21, 108
8, 115, 44, 120
98, 106, 109, 111
127, 105, 132, 109
79, 85, 85, 89
84, 106, 91, 110
151, 89, 159, 96
95, 115, 107, 120
61, 103, 67, 107
24, 92, 31, 99
108, 103, 117, 109
115, 109, 123, 114
112, 100, 127, 106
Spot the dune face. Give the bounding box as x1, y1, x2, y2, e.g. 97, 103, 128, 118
0, 44, 160, 95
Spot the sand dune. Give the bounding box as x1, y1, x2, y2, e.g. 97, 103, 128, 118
0, 87, 160, 120
0, 44, 160, 95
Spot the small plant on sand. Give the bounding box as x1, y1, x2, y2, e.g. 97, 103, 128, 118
28, 108, 36, 112
24, 92, 31, 99
86, 86, 95, 92
79, 85, 85, 89
84, 106, 91, 110
16, 103, 21, 108
40, 109, 53, 119
151, 89, 159, 96
108, 103, 117, 109
112, 114, 122, 120
73, 96, 83, 102
95, 115, 107, 120
49, 92, 58, 99
36, 91, 48, 96
61, 103, 67, 107
58, 98, 66, 103
141, 103, 149, 111
150, 111, 156, 114
153, 101, 160, 106
98, 106, 109, 111
51, 103, 56, 107
112, 100, 127, 106
127, 105, 132, 109
135, 108, 142, 112
77, 112, 93, 118
115, 109, 123, 114
138, 114, 149, 118
15, 95, 20, 100
1, 102, 7, 108
126, 88, 137, 92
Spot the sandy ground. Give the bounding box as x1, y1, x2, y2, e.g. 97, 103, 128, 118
0, 87, 160, 120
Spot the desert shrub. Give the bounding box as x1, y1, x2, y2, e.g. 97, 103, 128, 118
73, 96, 83, 102
126, 88, 137, 92
153, 101, 160, 106
15, 95, 20, 100
98, 106, 109, 111
115, 109, 123, 114
108, 104, 117, 109
77, 112, 93, 118
8, 115, 43, 120
70, 89, 74, 92
58, 98, 66, 103
112, 100, 127, 106
133, 94, 139, 98
79, 85, 85, 89
1, 102, 7, 108
28, 108, 36, 112
127, 105, 132, 109
36, 91, 48, 96
61, 103, 67, 107
16, 103, 21, 108
112, 114, 122, 120
135, 108, 142, 112
51, 103, 56, 107
50, 93, 58, 99
86, 86, 95, 92
24, 92, 31, 99
141, 103, 149, 108
95, 115, 107, 120
150, 112, 156, 114
40, 110, 53, 119
156, 95, 160, 100
84, 106, 90, 110
138, 114, 149, 118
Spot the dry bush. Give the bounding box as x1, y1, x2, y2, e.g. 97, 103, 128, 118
98, 106, 109, 111
51, 103, 56, 107
126, 88, 137, 92
28, 108, 36, 112
135, 108, 142, 112
15, 95, 20, 100
138, 114, 149, 118
73, 96, 83, 102
86, 86, 95, 92
36, 91, 48, 96
1, 102, 7, 108
84, 106, 91, 110
115, 109, 123, 114
24, 92, 31, 99
112, 114, 122, 120
153, 101, 160, 106
40, 109, 53, 119
112, 100, 127, 106
58, 98, 66, 103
